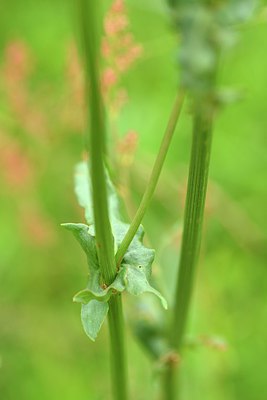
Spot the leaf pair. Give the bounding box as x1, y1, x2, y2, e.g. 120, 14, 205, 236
62, 162, 167, 341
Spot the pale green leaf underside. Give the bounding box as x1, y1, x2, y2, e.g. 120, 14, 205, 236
81, 300, 109, 341
63, 161, 167, 340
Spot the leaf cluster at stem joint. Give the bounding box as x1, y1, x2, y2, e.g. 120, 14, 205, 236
62, 162, 167, 341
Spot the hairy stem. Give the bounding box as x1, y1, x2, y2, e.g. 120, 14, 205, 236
115, 90, 185, 267
79, 1, 128, 399
165, 100, 214, 400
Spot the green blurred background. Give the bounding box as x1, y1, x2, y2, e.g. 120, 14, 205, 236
0, 1, 266, 399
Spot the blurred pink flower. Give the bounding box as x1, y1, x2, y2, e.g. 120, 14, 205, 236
63, 1, 142, 120
117, 130, 138, 154
111, 0, 125, 13
104, 15, 128, 36
117, 130, 138, 168
0, 135, 33, 190
101, 0, 143, 113
61, 42, 85, 131
19, 206, 56, 247
102, 67, 118, 91
1, 40, 48, 139
4, 40, 32, 83
66, 43, 84, 106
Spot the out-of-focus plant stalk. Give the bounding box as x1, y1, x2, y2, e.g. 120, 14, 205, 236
164, 98, 214, 400
162, 0, 221, 396
79, 1, 128, 399
172, 100, 214, 350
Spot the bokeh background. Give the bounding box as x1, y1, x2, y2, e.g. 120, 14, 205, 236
0, 1, 266, 399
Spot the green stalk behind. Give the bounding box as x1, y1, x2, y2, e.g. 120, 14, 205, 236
165, 101, 214, 400
171, 104, 213, 349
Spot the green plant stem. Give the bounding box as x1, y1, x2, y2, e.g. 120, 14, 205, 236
79, 0, 115, 284
164, 101, 214, 400
163, 364, 178, 400
172, 104, 214, 349
79, 1, 128, 399
108, 295, 128, 400
115, 90, 185, 267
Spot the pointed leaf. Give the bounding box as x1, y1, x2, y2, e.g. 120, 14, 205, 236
73, 288, 111, 304
61, 223, 98, 274
74, 161, 120, 226
81, 300, 109, 341
122, 265, 168, 309
74, 162, 94, 224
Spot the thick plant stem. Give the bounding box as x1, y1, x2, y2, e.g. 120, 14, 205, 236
79, 1, 128, 399
165, 101, 214, 400
115, 90, 185, 267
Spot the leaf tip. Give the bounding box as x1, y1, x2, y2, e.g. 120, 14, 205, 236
61, 222, 76, 231
162, 298, 168, 310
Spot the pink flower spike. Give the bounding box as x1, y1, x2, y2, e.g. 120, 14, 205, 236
111, 0, 125, 13
102, 67, 118, 91
101, 38, 111, 58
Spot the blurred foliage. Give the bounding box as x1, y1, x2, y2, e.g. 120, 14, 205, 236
0, 0, 266, 399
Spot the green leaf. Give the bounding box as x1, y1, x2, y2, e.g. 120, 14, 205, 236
74, 162, 94, 225
81, 300, 109, 341
74, 161, 120, 227
61, 223, 98, 274
62, 161, 167, 340
121, 264, 168, 309
74, 162, 166, 303
62, 222, 125, 299
73, 288, 111, 304
133, 318, 168, 359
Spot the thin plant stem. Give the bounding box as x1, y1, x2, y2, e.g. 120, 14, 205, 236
172, 105, 214, 349
79, 1, 128, 399
115, 89, 185, 267
79, 0, 114, 283
164, 100, 215, 400
108, 296, 128, 400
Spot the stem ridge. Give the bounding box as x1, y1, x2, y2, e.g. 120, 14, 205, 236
164, 104, 214, 400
